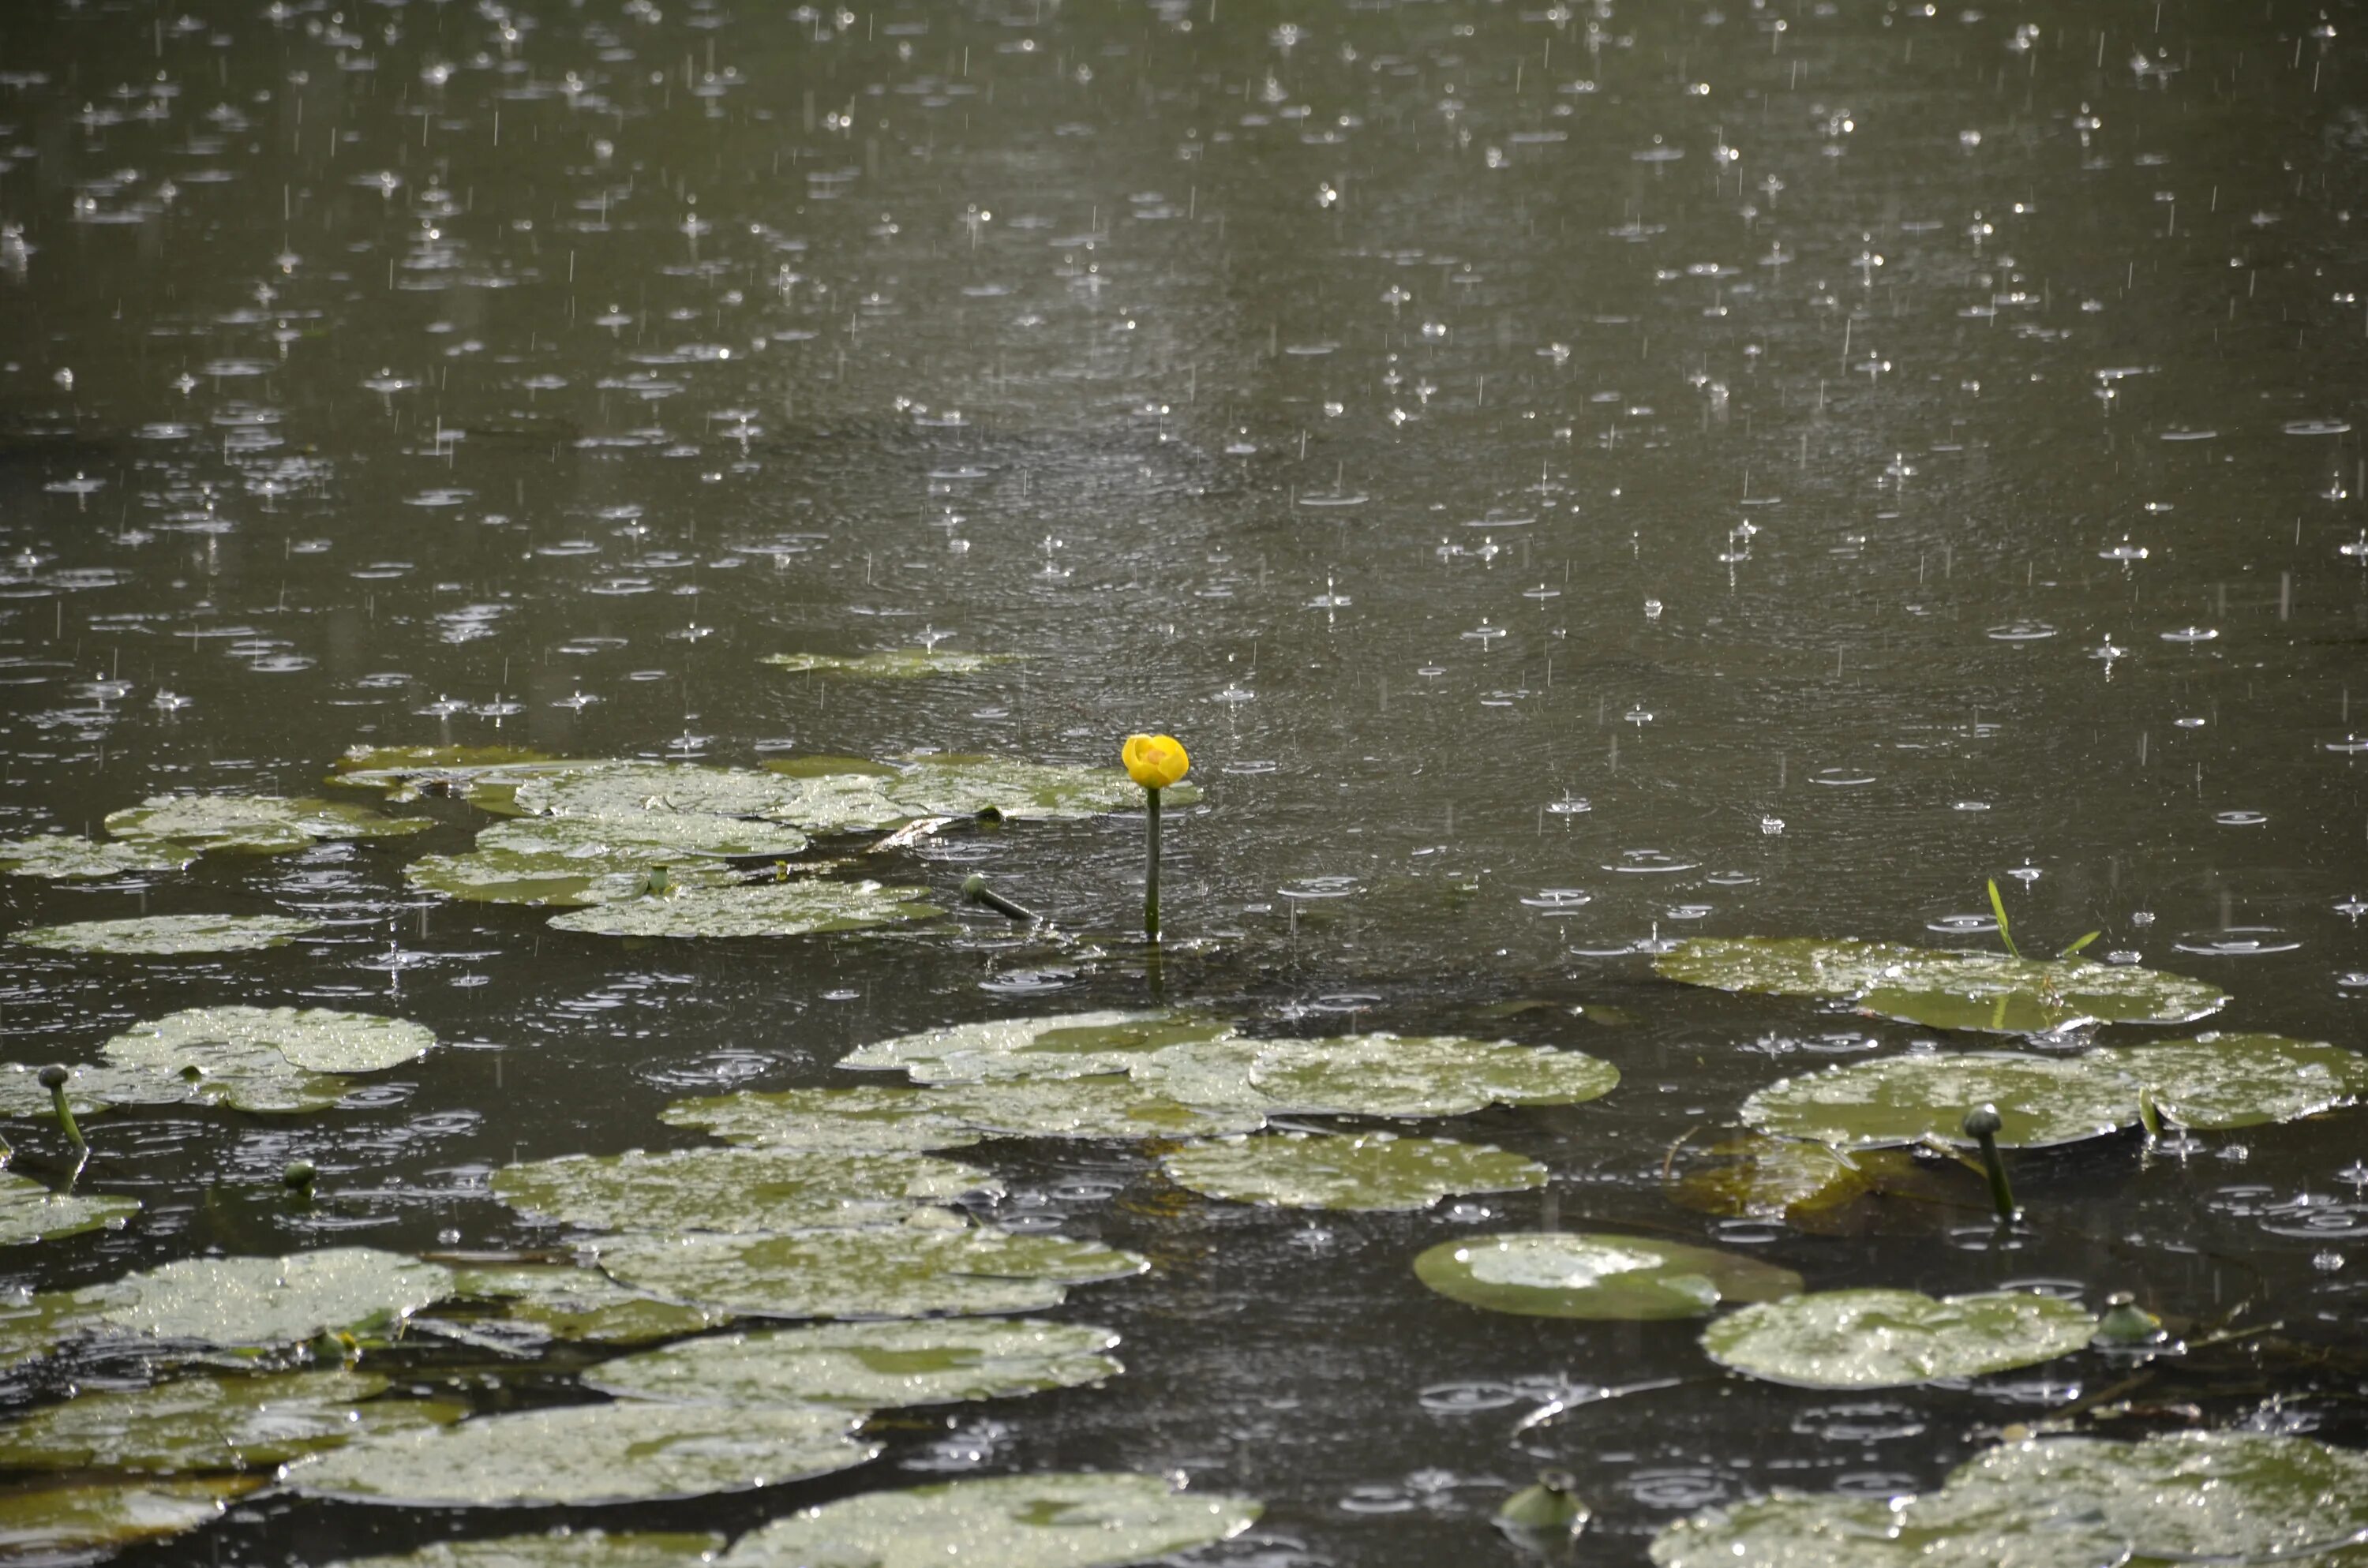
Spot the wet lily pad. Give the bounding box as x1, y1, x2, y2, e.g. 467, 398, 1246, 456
0, 1368, 462, 1472
1667, 1137, 1958, 1231
1146, 1033, 1619, 1118
841, 1012, 1235, 1083
0, 1478, 260, 1559
510, 760, 830, 825
922, 1080, 1266, 1141
590, 1319, 1121, 1409
1650, 1430, 2368, 1567
324, 1532, 727, 1568
547, 880, 942, 938
880, 754, 1199, 821
594, 1228, 1148, 1320
448, 1266, 729, 1345
106, 794, 429, 855
1656, 937, 2227, 1035
489, 1147, 995, 1234
285, 1401, 876, 1506
763, 650, 1016, 678
0, 1173, 139, 1246
98, 1005, 436, 1113
662, 1085, 988, 1152
12, 914, 322, 956
1414, 1233, 1802, 1320
407, 843, 740, 908
71, 1248, 454, 1349
2092, 1033, 2368, 1128
331, 746, 579, 809
1700, 1289, 2096, 1389
0, 835, 195, 879
1162, 1133, 1549, 1212
721, 1472, 1261, 1568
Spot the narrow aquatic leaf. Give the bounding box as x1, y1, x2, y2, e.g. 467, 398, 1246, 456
1986, 880, 2020, 960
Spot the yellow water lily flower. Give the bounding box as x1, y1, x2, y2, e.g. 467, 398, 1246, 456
1122, 733, 1190, 790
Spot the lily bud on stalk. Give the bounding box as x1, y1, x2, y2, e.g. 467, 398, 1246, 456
1122, 734, 1190, 941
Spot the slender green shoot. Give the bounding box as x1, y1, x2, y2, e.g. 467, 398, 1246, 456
2059, 930, 2101, 958
1986, 878, 2021, 960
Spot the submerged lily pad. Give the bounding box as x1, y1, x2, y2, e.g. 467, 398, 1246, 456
547, 880, 941, 938
325, 1532, 728, 1568
106, 794, 430, 854
1650, 1430, 2368, 1568
12, 914, 321, 956
448, 1266, 729, 1345
594, 1228, 1148, 1320
489, 1147, 995, 1234
1656, 937, 2227, 1035
0, 835, 195, 879
841, 1012, 1235, 1083
591, 1319, 1121, 1409
99, 1005, 435, 1113
0, 1173, 139, 1246
0, 1478, 260, 1559
1414, 1233, 1802, 1320
1163, 1133, 1548, 1212
1667, 1137, 1959, 1233
72, 1248, 454, 1349
0, 1368, 462, 1472
1701, 1289, 2097, 1389
722, 1472, 1261, 1568
286, 1401, 876, 1506
763, 650, 1016, 678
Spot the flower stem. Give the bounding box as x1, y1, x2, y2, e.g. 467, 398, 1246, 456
1143, 786, 1162, 942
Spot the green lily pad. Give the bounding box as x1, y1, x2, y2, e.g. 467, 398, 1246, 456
323, 1532, 727, 1568
763, 650, 1016, 678
590, 1319, 1121, 1409
105, 794, 430, 854
72, 1248, 454, 1349
662, 1085, 988, 1151
881, 754, 1198, 821
1700, 1289, 2097, 1389
407, 844, 741, 908
0, 1368, 462, 1472
0, 834, 195, 879
762, 754, 903, 780
840, 1012, 1236, 1083
921, 1080, 1266, 1141
594, 1228, 1148, 1320
0, 1478, 260, 1559
489, 810, 807, 859
510, 761, 827, 824
1668, 1138, 1957, 1232
285, 1401, 876, 1506
0, 1060, 179, 1119
1656, 937, 2227, 1035
1413, 1233, 1802, 1320
330, 746, 579, 809
1145, 1033, 1619, 1118
1162, 1133, 1549, 1212
96, 1005, 434, 1114
547, 880, 942, 938
2092, 1033, 2368, 1128
12, 914, 322, 956
721, 1472, 1261, 1568
0, 1173, 139, 1245
1647, 1486, 2126, 1568
489, 1147, 995, 1233
448, 1266, 730, 1345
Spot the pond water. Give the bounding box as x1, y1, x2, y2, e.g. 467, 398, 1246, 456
1, 0, 2365, 1562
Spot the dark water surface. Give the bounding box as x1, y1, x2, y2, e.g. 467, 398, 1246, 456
2, 0, 2366, 1561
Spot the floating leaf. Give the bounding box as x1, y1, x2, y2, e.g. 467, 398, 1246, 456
1145, 1033, 1618, 1118
547, 881, 942, 939
880, 754, 1198, 821
0, 1173, 139, 1246
0, 835, 194, 879
0, 1061, 174, 1120
1667, 1138, 1964, 1233
1647, 1487, 2118, 1568
489, 1147, 995, 1234
720, 1472, 1261, 1568
0, 1479, 259, 1559
663, 1086, 987, 1152
71, 1248, 454, 1349
510, 761, 833, 825
594, 1229, 1147, 1320
763, 650, 1016, 678
1413, 1233, 1801, 1321
0, 1368, 461, 1472
448, 1265, 729, 1346
590, 1319, 1121, 1409
285, 1402, 876, 1506
98, 1005, 436, 1113
323, 1532, 727, 1568
485, 811, 807, 861
1700, 1289, 2096, 1390
1162, 1133, 1548, 1212
1656, 937, 2227, 1035
330, 745, 573, 807
105, 795, 429, 854
2091, 1034, 2368, 1129
762, 754, 901, 780
12, 915, 321, 956
407, 844, 740, 908
920, 1080, 1265, 1141
840, 1012, 1235, 1083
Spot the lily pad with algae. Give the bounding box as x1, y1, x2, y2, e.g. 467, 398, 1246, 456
68, 1248, 454, 1349
720, 1472, 1261, 1568
324, 1532, 728, 1568
105, 794, 430, 855
1656, 937, 2227, 1035
12, 914, 321, 956
839, 1011, 1236, 1083
284, 1401, 876, 1506
763, 650, 1016, 678
1700, 1289, 2097, 1390
546, 880, 941, 938
590, 1319, 1121, 1409
0, 1368, 462, 1472
446, 1266, 729, 1346
1414, 1233, 1802, 1321
0, 1478, 260, 1559
1162, 1132, 1549, 1212
98, 1005, 436, 1114
0, 1173, 140, 1247
1649, 1429, 2368, 1568
0, 834, 195, 879
593, 1228, 1148, 1321
2090, 1033, 2368, 1129
489, 1147, 996, 1234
